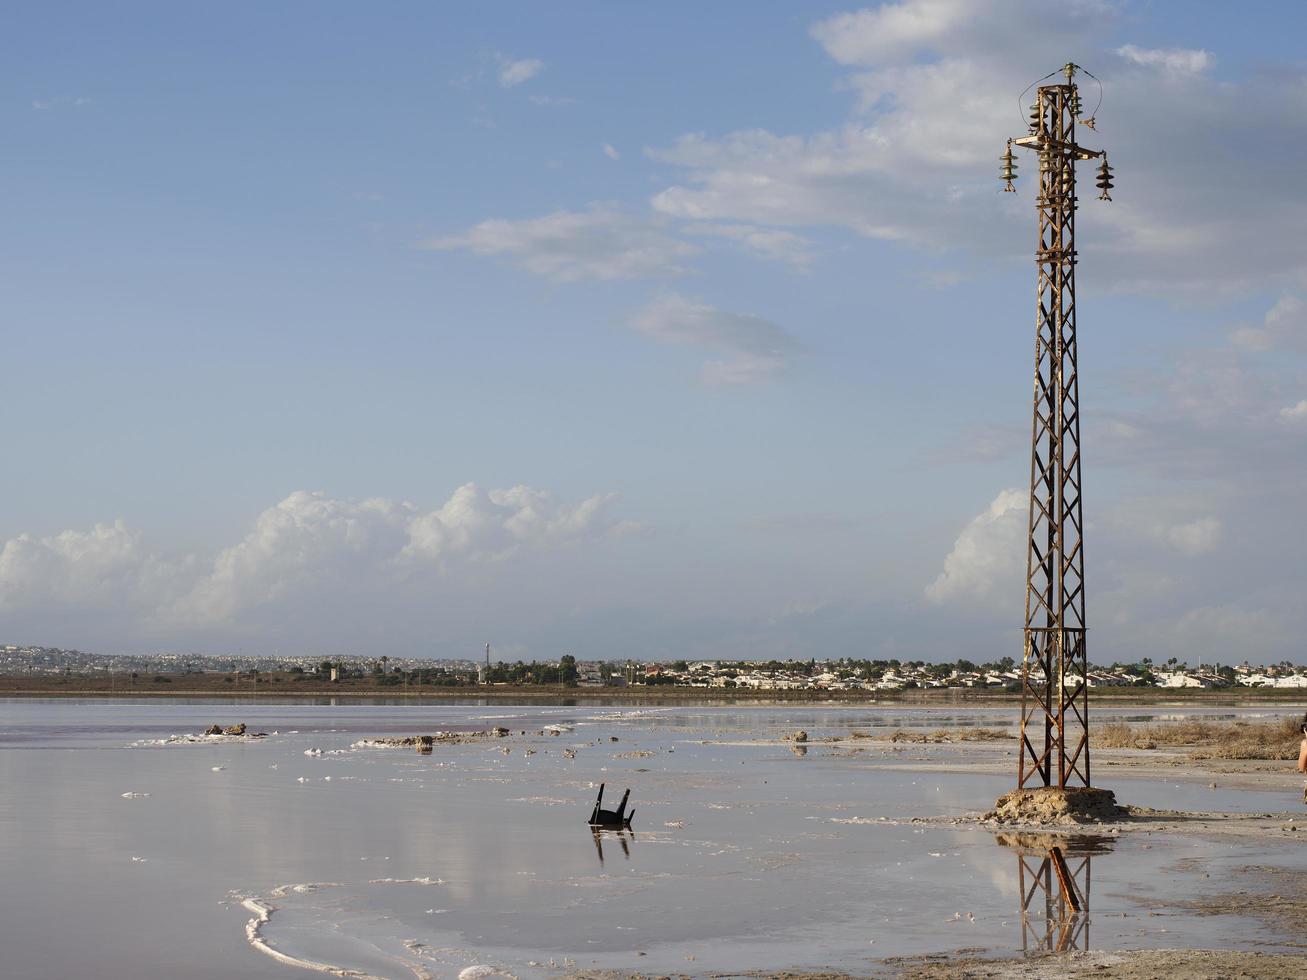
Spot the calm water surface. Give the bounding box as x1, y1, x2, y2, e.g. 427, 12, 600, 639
2, 698, 1304, 978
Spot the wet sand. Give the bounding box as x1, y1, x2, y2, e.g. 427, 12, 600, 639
825, 736, 1307, 978
889, 948, 1307, 979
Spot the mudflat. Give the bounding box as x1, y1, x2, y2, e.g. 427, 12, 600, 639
3, 697, 1306, 979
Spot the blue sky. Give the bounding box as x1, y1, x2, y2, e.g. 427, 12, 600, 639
4, 1, 1307, 663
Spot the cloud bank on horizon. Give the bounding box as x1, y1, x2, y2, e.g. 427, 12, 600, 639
0, 485, 634, 652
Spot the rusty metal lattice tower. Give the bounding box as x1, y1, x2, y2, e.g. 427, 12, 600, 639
1001, 64, 1114, 790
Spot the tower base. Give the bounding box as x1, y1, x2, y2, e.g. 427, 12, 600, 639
987, 787, 1123, 826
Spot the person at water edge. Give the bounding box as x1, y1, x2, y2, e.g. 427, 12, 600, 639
1298, 714, 1307, 803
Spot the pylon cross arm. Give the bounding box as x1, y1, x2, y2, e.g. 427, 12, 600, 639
1012, 135, 1103, 161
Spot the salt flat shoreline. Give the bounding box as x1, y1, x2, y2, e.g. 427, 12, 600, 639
6, 698, 1307, 977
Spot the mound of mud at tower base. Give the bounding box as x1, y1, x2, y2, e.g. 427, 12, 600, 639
986, 786, 1124, 826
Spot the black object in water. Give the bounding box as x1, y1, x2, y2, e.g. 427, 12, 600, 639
587, 782, 634, 828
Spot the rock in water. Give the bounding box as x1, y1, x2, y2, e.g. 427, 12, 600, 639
205, 724, 223, 736
222, 723, 246, 736
790, 730, 808, 743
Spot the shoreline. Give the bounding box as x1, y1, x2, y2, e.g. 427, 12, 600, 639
10, 696, 1307, 978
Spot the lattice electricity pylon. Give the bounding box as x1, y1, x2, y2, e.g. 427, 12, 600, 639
1002, 64, 1114, 790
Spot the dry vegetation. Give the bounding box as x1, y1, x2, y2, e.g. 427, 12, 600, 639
1095, 716, 1305, 760
884, 727, 1012, 743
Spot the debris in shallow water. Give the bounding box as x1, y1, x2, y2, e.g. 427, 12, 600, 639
458, 966, 512, 980
354, 730, 505, 748
587, 783, 634, 828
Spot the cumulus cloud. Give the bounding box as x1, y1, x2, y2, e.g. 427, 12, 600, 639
630, 293, 802, 385
925, 488, 1026, 605
0, 484, 629, 634
1230, 295, 1306, 352
1163, 516, 1221, 556
650, 1, 1110, 248
602, 143, 621, 160
682, 223, 814, 268
644, 0, 1307, 292
810, 0, 975, 65
1116, 44, 1212, 75
1136, 602, 1291, 663
497, 54, 544, 88
0, 521, 187, 611
399, 484, 618, 564
1280, 400, 1307, 422
1098, 295, 1307, 482
424, 204, 698, 282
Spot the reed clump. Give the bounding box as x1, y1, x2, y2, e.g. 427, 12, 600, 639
886, 727, 1011, 743
1095, 716, 1303, 760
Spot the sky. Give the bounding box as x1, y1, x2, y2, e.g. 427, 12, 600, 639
3, 1, 1307, 665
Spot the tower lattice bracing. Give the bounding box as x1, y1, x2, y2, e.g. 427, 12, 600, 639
1002, 65, 1113, 790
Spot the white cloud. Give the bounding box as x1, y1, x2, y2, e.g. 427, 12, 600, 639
1163, 516, 1222, 556
171, 486, 623, 625
0, 520, 186, 611
169, 492, 414, 625
400, 484, 618, 564
1230, 295, 1306, 352
1140, 602, 1290, 663
29, 95, 92, 111
644, 1, 1307, 292
1280, 399, 1307, 422
1116, 44, 1212, 75
528, 94, 577, 107
1103, 497, 1224, 558
497, 54, 544, 88
1097, 294, 1307, 483
925, 488, 1026, 605
630, 293, 802, 385
682, 223, 814, 268
0, 484, 630, 633
602, 143, 621, 160
424, 204, 698, 282
810, 0, 973, 65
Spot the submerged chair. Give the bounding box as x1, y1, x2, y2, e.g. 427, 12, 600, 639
587, 782, 634, 828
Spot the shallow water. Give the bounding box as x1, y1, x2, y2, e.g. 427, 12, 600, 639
2, 698, 1304, 978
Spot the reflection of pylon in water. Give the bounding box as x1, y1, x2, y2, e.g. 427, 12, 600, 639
996, 832, 1108, 954
1015, 846, 1091, 953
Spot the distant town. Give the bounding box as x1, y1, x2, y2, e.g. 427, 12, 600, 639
3, 643, 1306, 691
